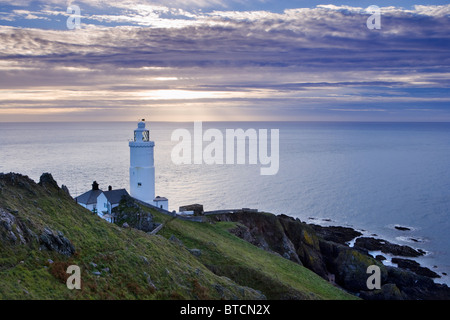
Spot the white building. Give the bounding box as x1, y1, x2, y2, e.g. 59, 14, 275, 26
75, 181, 129, 223
129, 119, 169, 211
129, 119, 155, 204
153, 196, 169, 211
75, 119, 170, 222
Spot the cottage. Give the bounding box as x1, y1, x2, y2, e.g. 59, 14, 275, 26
75, 181, 129, 223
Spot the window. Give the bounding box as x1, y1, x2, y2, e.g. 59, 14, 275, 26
134, 131, 149, 142
138, 182, 142, 187
142, 131, 149, 141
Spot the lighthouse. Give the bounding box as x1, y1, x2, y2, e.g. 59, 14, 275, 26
129, 119, 155, 204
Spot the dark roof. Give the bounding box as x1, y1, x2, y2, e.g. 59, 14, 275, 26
154, 196, 168, 202
75, 189, 103, 205
103, 189, 129, 205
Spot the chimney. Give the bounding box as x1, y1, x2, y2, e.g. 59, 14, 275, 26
92, 181, 99, 191
108, 185, 112, 191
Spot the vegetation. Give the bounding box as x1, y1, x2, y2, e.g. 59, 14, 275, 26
0, 173, 356, 300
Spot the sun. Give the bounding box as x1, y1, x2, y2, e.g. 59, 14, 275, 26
137, 89, 232, 100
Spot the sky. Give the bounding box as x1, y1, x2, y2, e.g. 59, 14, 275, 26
0, 0, 449, 122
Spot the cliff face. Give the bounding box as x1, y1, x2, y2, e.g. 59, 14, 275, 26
211, 211, 450, 300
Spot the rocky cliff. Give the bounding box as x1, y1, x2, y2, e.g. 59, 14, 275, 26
210, 211, 450, 300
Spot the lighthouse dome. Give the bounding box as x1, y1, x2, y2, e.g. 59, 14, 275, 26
133, 119, 151, 142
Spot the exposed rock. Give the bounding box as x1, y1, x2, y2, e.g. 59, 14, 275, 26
38, 173, 59, 190
140, 256, 150, 265
229, 224, 255, 244
144, 272, 157, 291
354, 237, 424, 257
39, 227, 75, 256
278, 214, 327, 277
386, 266, 450, 300
391, 257, 440, 278
0, 208, 31, 244
354, 237, 386, 251
328, 245, 388, 292
0, 173, 28, 187
209, 211, 450, 300
0, 208, 15, 233
216, 212, 308, 268
360, 283, 405, 300
310, 224, 362, 245
280, 234, 301, 264
394, 225, 411, 231
375, 255, 386, 262
122, 222, 129, 228
61, 185, 71, 198
25, 227, 39, 243
8, 230, 17, 242
114, 195, 155, 232
188, 249, 202, 257
214, 211, 290, 258
323, 235, 450, 299
334, 249, 387, 291
319, 236, 450, 299
386, 243, 427, 257
17, 179, 36, 196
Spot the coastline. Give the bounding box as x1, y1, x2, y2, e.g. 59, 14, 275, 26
182, 205, 450, 288
1, 171, 449, 300
207, 209, 450, 299
306, 216, 449, 286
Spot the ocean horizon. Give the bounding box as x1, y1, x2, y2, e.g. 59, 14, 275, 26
1, 121, 449, 285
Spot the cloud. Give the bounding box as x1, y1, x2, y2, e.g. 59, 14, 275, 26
1, 5, 449, 70
0, 0, 236, 11
0, 3, 449, 121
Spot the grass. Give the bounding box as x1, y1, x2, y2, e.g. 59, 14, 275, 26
0, 173, 357, 300
155, 211, 356, 300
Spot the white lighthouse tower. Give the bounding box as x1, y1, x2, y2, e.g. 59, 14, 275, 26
129, 119, 155, 204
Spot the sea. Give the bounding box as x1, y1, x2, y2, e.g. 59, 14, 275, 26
1, 121, 449, 285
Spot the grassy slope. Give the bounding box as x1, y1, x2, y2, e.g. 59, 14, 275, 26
151, 210, 355, 300
0, 174, 356, 300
